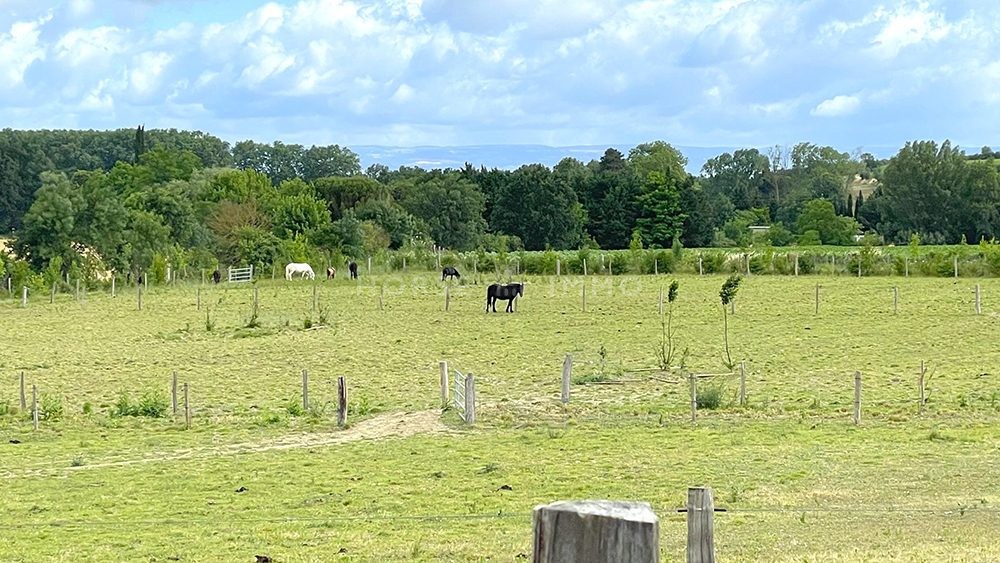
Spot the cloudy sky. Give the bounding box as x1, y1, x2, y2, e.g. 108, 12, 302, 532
1, 0, 997, 157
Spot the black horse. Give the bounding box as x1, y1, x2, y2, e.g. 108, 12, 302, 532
212, 269, 221, 284
348, 261, 358, 279
442, 266, 461, 281
486, 283, 523, 313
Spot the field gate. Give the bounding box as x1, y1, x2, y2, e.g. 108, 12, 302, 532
228, 265, 254, 283
452, 369, 476, 424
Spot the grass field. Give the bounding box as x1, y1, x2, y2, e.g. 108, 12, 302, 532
2, 272, 1000, 561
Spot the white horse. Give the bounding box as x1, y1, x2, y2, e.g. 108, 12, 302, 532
285, 263, 315, 280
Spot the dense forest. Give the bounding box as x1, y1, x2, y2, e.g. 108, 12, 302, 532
0, 127, 998, 283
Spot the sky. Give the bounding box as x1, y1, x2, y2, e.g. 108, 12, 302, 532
1, 0, 997, 166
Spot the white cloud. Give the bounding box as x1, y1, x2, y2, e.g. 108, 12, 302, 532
391, 83, 415, 103
0, 16, 49, 86
129, 51, 172, 96
238, 36, 295, 87
811, 95, 861, 117
870, 3, 951, 58
55, 26, 127, 66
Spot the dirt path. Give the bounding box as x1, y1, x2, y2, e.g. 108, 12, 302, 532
4, 409, 450, 478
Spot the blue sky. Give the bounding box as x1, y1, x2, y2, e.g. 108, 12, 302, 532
1, 0, 997, 163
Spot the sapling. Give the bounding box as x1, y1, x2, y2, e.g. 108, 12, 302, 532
720, 274, 742, 369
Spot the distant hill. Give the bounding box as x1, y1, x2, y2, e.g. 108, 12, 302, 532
351, 144, 900, 175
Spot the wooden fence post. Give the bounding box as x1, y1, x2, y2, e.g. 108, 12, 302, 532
171, 371, 178, 415
111, 276, 116, 298
893, 286, 899, 315
532, 500, 659, 563
439, 361, 449, 405
312, 282, 318, 313
739, 362, 747, 407
445, 285, 450, 312
745, 253, 751, 276
698, 255, 703, 276
858, 255, 862, 278
794, 254, 799, 276
954, 255, 959, 278
583, 258, 588, 276
184, 382, 191, 428
658, 287, 664, 316
918, 361, 926, 414
561, 354, 572, 404
137, 284, 142, 311
654, 259, 658, 275
905, 257, 909, 277
196, 287, 201, 311
686, 487, 716, 563
368, 256, 372, 274
50, 282, 55, 304
21, 286, 27, 308
302, 369, 309, 411
556, 259, 561, 276
32, 384, 38, 431
689, 372, 697, 423
19, 371, 26, 411
337, 376, 347, 427
582, 285, 587, 312
814, 283, 820, 315
379, 283, 385, 311
465, 373, 476, 425
975, 284, 982, 315
853, 371, 862, 425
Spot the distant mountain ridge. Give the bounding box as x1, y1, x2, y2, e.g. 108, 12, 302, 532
351, 144, 901, 175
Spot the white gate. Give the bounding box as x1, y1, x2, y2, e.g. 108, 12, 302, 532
228, 265, 254, 283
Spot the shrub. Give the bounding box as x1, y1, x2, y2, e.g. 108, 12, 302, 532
285, 399, 306, 417
112, 392, 168, 418
697, 385, 725, 410
39, 394, 63, 421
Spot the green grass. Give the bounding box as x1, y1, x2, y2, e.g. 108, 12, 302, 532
2, 273, 1000, 561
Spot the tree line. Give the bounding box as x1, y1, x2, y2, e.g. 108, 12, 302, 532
0, 127, 997, 283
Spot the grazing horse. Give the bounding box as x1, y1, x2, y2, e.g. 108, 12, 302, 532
486, 283, 523, 313
348, 261, 358, 279
326, 267, 336, 279
442, 266, 461, 281
212, 269, 221, 284
285, 263, 315, 280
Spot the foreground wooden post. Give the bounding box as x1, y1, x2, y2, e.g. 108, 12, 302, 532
814, 283, 820, 315
918, 361, 926, 414
367, 256, 372, 274
561, 354, 572, 404
445, 285, 450, 312
582, 285, 587, 312
975, 284, 982, 315
171, 371, 178, 415
654, 259, 658, 275
794, 254, 799, 276
893, 286, 899, 315
533, 500, 659, 563
19, 371, 26, 411
439, 361, 449, 405
111, 276, 116, 298
689, 372, 697, 423
853, 371, 862, 425
954, 255, 959, 278
302, 369, 309, 411
738, 362, 747, 407
686, 487, 716, 563
337, 376, 347, 427
556, 258, 561, 276
32, 384, 38, 431
464, 374, 476, 425
184, 383, 191, 428
905, 257, 909, 277
583, 259, 588, 276
698, 255, 703, 275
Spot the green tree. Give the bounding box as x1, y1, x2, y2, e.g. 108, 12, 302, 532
398, 173, 485, 250
489, 164, 586, 250
795, 199, 858, 245
15, 172, 81, 268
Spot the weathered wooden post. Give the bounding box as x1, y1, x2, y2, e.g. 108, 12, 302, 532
19, 371, 26, 411
583, 258, 588, 276
252, 286, 259, 313
853, 371, 862, 425
464, 373, 476, 425
368, 256, 372, 274
337, 376, 347, 427
439, 361, 449, 405
312, 282, 318, 313
532, 500, 659, 563
561, 354, 572, 404
32, 384, 38, 431
172, 371, 178, 415
184, 382, 191, 428
686, 487, 716, 563
918, 361, 926, 414
893, 286, 899, 315
302, 369, 309, 411
654, 259, 658, 275
271, 264, 276, 280
745, 253, 751, 276
21, 286, 27, 308
50, 282, 55, 304
582, 285, 587, 312
445, 285, 450, 312
196, 287, 201, 311
556, 259, 561, 276
698, 255, 703, 276
739, 361, 747, 407
858, 255, 862, 278
904, 256, 909, 277
814, 283, 820, 315
794, 254, 799, 276
975, 284, 982, 315
137, 284, 143, 311
689, 372, 697, 423
166, 267, 171, 284
954, 255, 959, 278
111, 276, 116, 298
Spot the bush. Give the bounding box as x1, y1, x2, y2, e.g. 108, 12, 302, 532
39, 394, 63, 421
697, 385, 725, 410
112, 391, 168, 418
